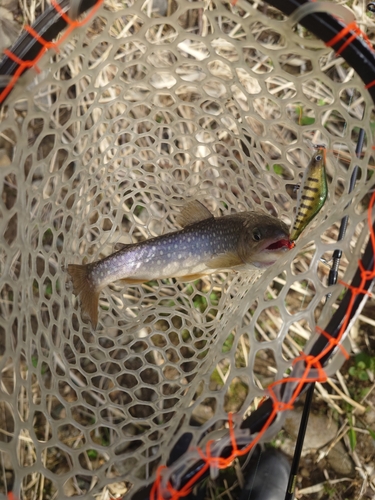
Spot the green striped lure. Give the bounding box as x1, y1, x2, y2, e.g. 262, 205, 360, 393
290, 145, 328, 241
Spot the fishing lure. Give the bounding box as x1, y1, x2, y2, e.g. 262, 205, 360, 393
290, 146, 328, 241
68, 200, 294, 328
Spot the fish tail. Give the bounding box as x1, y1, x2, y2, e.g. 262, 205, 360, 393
67, 264, 100, 329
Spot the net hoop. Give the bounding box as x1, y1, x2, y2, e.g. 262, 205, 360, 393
0, 1, 374, 499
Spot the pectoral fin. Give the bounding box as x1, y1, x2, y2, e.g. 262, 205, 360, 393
176, 200, 213, 228
206, 252, 243, 269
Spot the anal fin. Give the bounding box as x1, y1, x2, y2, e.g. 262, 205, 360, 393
118, 278, 147, 285
176, 272, 207, 282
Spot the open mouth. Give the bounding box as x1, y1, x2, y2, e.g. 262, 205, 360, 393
266, 238, 295, 251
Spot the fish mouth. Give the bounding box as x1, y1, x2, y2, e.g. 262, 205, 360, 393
251, 237, 294, 268
265, 238, 295, 251
247, 235, 295, 269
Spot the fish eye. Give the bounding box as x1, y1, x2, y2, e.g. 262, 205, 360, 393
252, 228, 262, 241
315, 154, 322, 161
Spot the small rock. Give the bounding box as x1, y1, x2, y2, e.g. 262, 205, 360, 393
327, 441, 355, 476
284, 408, 338, 451
300, 466, 310, 478
356, 432, 375, 459
363, 406, 375, 427
0, 7, 20, 53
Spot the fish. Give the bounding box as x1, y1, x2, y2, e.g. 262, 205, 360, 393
67, 200, 294, 328
290, 145, 328, 241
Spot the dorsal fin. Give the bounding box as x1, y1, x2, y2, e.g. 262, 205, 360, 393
113, 242, 132, 252
176, 200, 213, 228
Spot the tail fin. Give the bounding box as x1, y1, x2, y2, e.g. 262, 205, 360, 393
67, 264, 100, 329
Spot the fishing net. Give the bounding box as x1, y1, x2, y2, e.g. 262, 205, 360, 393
0, 0, 374, 498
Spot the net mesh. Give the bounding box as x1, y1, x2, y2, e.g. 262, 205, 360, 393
0, 0, 374, 498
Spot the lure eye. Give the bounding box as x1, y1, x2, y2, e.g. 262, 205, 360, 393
315, 154, 322, 161
252, 228, 262, 241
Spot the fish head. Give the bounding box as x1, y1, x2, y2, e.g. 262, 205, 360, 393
238, 213, 294, 268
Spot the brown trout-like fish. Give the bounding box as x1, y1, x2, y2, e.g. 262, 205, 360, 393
68, 200, 294, 328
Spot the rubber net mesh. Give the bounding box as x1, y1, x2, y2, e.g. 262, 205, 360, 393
0, 0, 374, 498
